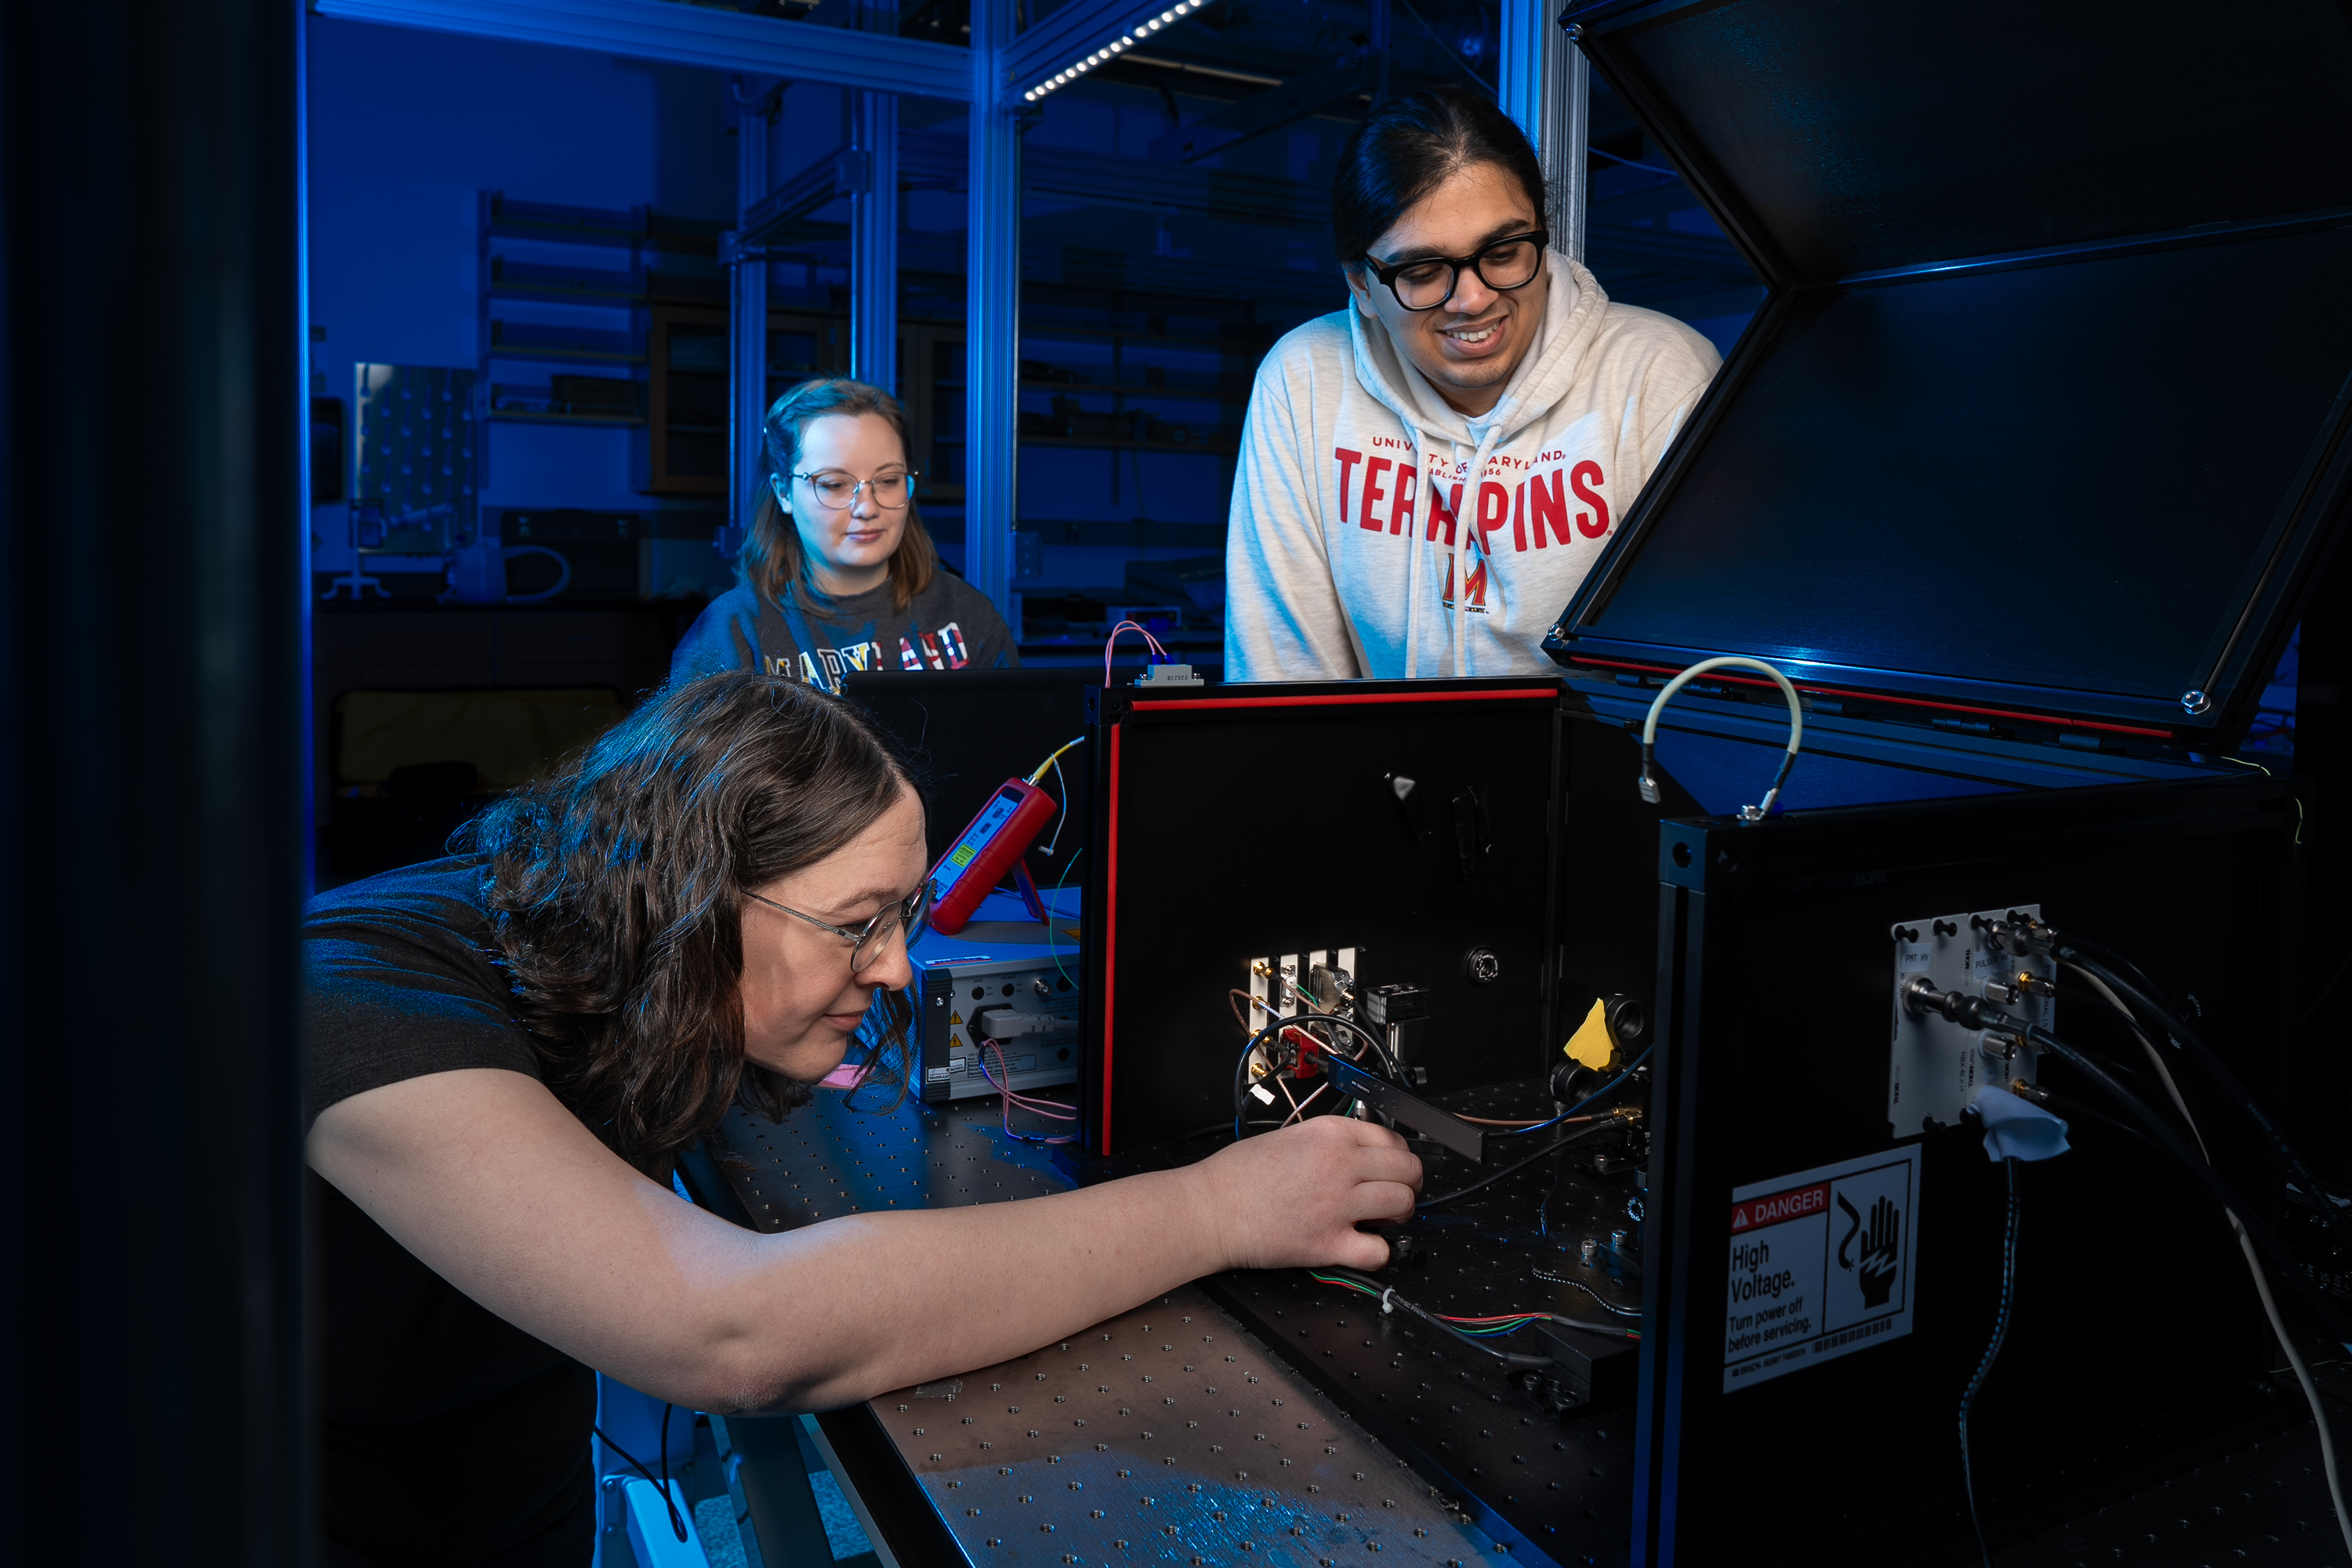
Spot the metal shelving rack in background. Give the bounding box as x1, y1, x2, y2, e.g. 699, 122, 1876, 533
475, 192, 733, 494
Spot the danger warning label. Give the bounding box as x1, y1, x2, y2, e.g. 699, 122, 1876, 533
1730, 1183, 1828, 1232
1722, 1149, 1917, 1394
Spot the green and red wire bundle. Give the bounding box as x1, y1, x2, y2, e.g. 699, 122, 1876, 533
1308, 1269, 1639, 1341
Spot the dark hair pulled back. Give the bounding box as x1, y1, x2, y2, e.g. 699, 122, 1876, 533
1331, 85, 1547, 268
458, 671, 921, 1180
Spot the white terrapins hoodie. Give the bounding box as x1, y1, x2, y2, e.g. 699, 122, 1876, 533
1223, 255, 1721, 679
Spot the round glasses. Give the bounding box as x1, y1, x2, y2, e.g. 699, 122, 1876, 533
1361, 230, 1548, 312
747, 881, 931, 971
792, 468, 918, 512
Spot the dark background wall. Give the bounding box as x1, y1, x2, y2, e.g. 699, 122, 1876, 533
0, 0, 307, 1563
306, 19, 740, 572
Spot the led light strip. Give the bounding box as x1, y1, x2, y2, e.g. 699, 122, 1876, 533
1022, 0, 1203, 102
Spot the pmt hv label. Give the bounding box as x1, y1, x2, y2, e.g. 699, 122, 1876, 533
1722, 1148, 1918, 1393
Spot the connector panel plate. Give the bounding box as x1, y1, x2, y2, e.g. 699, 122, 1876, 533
1245, 947, 1359, 1029
1243, 948, 1362, 1094
1886, 905, 2055, 1138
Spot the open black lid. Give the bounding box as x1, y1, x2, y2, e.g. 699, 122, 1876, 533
1545, 0, 2352, 742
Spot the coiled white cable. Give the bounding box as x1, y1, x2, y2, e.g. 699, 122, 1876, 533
1638, 655, 1806, 821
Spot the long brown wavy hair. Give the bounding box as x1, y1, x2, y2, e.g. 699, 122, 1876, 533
458, 671, 921, 1179
742, 378, 938, 613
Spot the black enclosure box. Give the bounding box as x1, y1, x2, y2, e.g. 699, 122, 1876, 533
1529, 2, 2351, 1561
1638, 776, 2303, 1565
1548, 0, 2352, 749
1077, 677, 1566, 1155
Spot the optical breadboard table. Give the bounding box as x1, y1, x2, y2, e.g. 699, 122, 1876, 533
700, 1083, 1640, 1565
696, 1080, 2346, 1566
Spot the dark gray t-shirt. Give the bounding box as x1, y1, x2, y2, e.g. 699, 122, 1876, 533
305, 858, 596, 1567
670, 573, 1019, 691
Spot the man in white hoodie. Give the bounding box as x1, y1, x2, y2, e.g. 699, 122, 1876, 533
1225, 85, 1722, 680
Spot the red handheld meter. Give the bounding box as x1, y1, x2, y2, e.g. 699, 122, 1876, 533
927, 778, 1058, 935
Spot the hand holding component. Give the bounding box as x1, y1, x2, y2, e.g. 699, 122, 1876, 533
1185, 1115, 1421, 1274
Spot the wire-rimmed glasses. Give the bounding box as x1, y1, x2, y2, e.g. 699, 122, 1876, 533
746, 881, 931, 971
1360, 229, 1548, 312
790, 468, 919, 511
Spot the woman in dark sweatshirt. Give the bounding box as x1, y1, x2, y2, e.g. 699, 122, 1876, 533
670, 378, 1018, 689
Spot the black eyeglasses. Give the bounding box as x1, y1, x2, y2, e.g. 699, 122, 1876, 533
746, 881, 931, 971
1361, 229, 1548, 312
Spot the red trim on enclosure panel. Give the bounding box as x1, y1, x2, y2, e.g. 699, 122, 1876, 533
1100, 723, 1122, 1153
1563, 656, 2176, 740
1128, 688, 1561, 713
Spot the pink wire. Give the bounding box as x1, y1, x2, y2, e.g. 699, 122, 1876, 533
1265, 1020, 1366, 1128
980, 1040, 1076, 1116
1102, 619, 1170, 687
979, 1039, 1079, 1145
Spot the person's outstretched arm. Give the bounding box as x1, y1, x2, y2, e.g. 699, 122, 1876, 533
308, 1068, 1417, 1414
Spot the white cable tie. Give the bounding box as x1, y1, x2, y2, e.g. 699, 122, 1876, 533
1380, 1288, 1396, 1316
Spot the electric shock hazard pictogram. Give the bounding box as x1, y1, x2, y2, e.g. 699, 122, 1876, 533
1722, 1148, 1918, 1393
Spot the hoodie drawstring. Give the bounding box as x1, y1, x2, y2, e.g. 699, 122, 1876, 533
1449, 428, 1504, 677
1397, 419, 1426, 678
